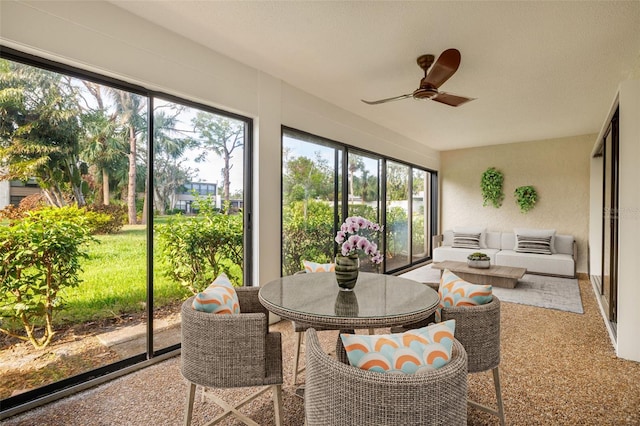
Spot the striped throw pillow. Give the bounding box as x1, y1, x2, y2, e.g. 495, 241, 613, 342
452, 232, 481, 249
515, 234, 553, 255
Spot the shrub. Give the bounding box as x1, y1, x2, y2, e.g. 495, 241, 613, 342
85, 204, 127, 234
282, 200, 335, 276
155, 196, 243, 294
0, 206, 97, 349
0, 193, 47, 220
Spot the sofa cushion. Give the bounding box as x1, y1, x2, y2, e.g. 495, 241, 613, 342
515, 234, 553, 255
340, 320, 456, 373
495, 250, 575, 277
553, 234, 574, 255
513, 228, 557, 253
452, 232, 481, 249
453, 227, 487, 248
485, 231, 502, 250
433, 246, 500, 263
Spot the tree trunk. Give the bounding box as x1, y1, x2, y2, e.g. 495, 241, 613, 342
102, 168, 110, 205
127, 125, 137, 224
141, 178, 148, 225
154, 187, 166, 216
223, 156, 231, 213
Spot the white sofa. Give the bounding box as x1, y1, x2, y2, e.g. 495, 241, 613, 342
433, 229, 577, 278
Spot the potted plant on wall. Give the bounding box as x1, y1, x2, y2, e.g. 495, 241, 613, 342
481, 167, 504, 208
514, 185, 538, 213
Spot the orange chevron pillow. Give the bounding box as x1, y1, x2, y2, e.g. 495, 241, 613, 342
192, 273, 240, 314
436, 269, 492, 322
303, 260, 335, 273
339, 320, 456, 374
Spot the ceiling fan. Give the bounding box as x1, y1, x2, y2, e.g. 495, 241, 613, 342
361, 48, 475, 107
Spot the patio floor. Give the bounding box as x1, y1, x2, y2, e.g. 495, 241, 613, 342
3, 277, 640, 425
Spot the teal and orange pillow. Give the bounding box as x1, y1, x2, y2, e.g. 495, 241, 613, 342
192, 272, 240, 314
303, 260, 335, 273
436, 269, 493, 322
339, 320, 456, 374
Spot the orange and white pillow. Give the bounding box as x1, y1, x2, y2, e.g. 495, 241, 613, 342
436, 269, 493, 321
340, 320, 456, 374
192, 272, 240, 314
303, 260, 335, 273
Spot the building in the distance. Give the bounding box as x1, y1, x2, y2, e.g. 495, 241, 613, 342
0, 178, 42, 210
175, 181, 218, 213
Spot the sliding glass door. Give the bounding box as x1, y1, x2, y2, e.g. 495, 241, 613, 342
0, 49, 252, 413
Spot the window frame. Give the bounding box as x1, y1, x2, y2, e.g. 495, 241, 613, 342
281, 126, 438, 276
0, 46, 254, 416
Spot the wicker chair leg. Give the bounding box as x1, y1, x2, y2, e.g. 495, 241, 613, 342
467, 367, 506, 426
203, 385, 273, 426
184, 382, 196, 426
293, 331, 303, 384
272, 384, 283, 426
493, 367, 506, 426
368, 328, 375, 335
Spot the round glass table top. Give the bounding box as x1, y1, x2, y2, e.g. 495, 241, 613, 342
258, 272, 439, 329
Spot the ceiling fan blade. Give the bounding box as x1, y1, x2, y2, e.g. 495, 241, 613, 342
361, 93, 413, 105
424, 48, 461, 89
431, 91, 475, 107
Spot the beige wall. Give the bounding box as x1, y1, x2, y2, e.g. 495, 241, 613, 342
440, 134, 594, 273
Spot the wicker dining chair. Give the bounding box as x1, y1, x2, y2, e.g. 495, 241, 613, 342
304, 328, 468, 426
180, 288, 283, 426
440, 295, 506, 426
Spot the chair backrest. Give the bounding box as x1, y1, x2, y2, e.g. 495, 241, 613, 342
181, 289, 282, 388
439, 295, 501, 374
304, 328, 468, 426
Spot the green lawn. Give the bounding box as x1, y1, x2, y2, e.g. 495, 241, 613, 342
56, 224, 190, 325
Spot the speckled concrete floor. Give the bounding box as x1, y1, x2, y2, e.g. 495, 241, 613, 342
3, 278, 640, 425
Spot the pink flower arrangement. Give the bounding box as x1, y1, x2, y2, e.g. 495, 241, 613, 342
335, 216, 384, 264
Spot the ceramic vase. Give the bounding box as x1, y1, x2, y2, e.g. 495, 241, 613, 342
335, 254, 359, 291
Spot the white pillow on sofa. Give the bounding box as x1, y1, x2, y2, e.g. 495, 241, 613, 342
513, 228, 556, 253
453, 226, 487, 248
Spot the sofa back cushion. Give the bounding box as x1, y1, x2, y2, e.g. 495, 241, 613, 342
443, 230, 454, 246
501, 232, 516, 251
554, 234, 574, 255
485, 232, 502, 249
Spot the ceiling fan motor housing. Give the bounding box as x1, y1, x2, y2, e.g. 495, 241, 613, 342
413, 84, 439, 99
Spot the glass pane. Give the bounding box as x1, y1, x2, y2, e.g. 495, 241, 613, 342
347, 151, 382, 272
412, 169, 430, 260
386, 161, 410, 271
152, 99, 246, 352
282, 131, 337, 276
0, 59, 147, 398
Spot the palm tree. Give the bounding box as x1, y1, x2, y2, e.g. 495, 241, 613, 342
152, 108, 196, 215
0, 59, 87, 207
109, 89, 146, 224
75, 80, 128, 205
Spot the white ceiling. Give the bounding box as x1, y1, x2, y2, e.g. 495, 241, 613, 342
110, 1, 640, 151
